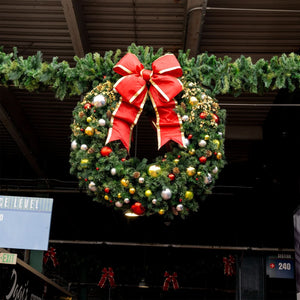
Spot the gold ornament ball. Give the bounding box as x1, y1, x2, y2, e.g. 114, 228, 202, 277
117, 193, 122, 198
148, 165, 161, 177
104, 195, 109, 200
185, 191, 194, 200
216, 152, 222, 160
186, 166, 196, 176
121, 178, 129, 187
80, 159, 89, 168
129, 187, 136, 194
189, 96, 198, 106
158, 209, 165, 215
174, 159, 180, 164
197, 171, 201, 176
85, 126, 94, 136
213, 139, 220, 149
86, 117, 92, 123
204, 134, 210, 141
189, 149, 196, 155
145, 190, 152, 197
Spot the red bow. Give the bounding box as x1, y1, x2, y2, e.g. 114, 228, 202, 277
98, 267, 116, 288
163, 271, 179, 291
223, 255, 235, 276
43, 247, 59, 267
106, 52, 185, 151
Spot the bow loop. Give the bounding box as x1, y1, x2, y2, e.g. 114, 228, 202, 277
113, 52, 144, 76
152, 54, 183, 77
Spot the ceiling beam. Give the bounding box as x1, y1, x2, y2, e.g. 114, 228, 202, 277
0, 88, 47, 180
61, 0, 89, 57
185, 0, 207, 57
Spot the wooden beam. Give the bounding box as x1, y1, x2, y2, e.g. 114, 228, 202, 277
0, 89, 47, 180
61, 0, 89, 57
184, 0, 207, 57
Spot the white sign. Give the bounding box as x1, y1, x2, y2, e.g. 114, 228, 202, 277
0, 195, 53, 250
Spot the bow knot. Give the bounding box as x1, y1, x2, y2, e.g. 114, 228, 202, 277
106, 53, 185, 151
140, 69, 153, 82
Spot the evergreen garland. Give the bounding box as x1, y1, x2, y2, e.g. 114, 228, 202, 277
0, 44, 300, 99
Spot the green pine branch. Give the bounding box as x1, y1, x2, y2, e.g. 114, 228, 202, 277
1, 44, 300, 99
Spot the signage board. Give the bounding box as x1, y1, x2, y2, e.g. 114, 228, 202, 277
266, 254, 294, 279
0, 253, 17, 265
0, 195, 53, 250
0, 263, 72, 299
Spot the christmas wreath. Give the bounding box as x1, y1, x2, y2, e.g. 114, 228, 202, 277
70, 49, 226, 219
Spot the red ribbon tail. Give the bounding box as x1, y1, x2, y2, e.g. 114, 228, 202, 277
106, 90, 147, 152
149, 89, 184, 150
163, 278, 170, 291
108, 276, 116, 288
172, 273, 179, 290
98, 268, 108, 288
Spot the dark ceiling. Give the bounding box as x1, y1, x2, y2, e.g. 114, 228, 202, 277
1, 0, 300, 250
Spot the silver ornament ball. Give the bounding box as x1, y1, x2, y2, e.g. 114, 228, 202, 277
176, 204, 184, 211
93, 94, 106, 107
80, 144, 88, 151
204, 173, 212, 184
212, 166, 218, 174
182, 115, 189, 122
115, 201, 123, 208
110, 168, 117, 176
199, 140, 207, 147
71, 140, 77, 150
161, 188, 172, 200
124, 198, 130, 204
99, 119, 106, 126
88, 181, 97, 192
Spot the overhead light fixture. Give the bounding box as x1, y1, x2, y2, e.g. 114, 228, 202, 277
124, 210, 139, 217
138, 278, 149, 288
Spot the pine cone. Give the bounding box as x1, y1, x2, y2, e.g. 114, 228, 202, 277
173, 167, 180, 174
106, 110, 112, 120
88, 148, 95, 154
133, 172, 140, 179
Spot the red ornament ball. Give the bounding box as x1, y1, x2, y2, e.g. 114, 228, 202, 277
187, 134, 193, 140
199, 112, 207, 119
104, 187, 110, 193
212, 113, 220, 124
100, 146, 112, 157
168, 173, 175, 181
121, 158, 126, 162
131, 202, 145, 215
199, 156, 207, 164
84, 103, 92, 110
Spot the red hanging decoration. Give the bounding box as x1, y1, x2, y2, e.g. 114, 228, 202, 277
162, 271, 179, 291
223, 255, 236, 276
98, 267, 116, 288
43, 247, 59, 267
130, 202, 145, 215
106, 52, 185, 152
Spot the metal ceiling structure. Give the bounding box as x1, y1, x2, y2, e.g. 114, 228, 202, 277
0, 0, 300, 247
1, 0, 299, 185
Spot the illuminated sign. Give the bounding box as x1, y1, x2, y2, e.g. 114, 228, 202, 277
0, 195, 53, 250
266, 254, 294, 279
